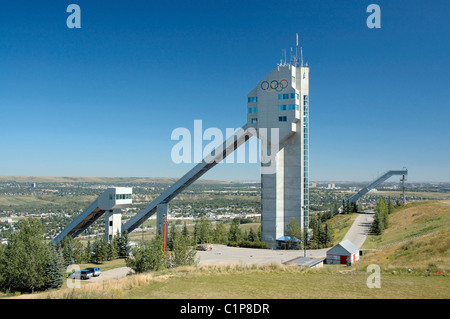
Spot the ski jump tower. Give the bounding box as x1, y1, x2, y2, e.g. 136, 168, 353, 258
247, 35, 310, 247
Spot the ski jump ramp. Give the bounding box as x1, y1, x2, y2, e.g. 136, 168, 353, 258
348, 169, 408, 203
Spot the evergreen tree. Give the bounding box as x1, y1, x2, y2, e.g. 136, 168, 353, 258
242, 229, 249, 242
323, 222, 334, 247
181, 221, 189, 238
376, 197, 389, 229
212, 221, 228, 244
197, 216, 211, 244
257, 226, 262, 242
168, 223, 178, 251
332, 202, 339, 217
73, 239, 86, 264
0, 219, 50, 293
387, 197, 395, 215
248, 227, 256, 242
126, 235, 166, 273
92, 238, 108, 264
371, 210, 384, 235
107, 240, 118, 261
117, 231, 130, 258
60, 236, 75, 267
311, 216, 323, 249
45, 245, 65, 290
85, 240, 93, 263
317, 222, 326, 247
228, 218, 242, 243
171, 233, 198, 267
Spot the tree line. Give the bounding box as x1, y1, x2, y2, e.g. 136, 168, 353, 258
186, 216, 267, 249
0, 218, 132, 294
370, 197, 396, 235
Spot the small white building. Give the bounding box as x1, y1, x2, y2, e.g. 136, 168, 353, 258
326, 239, 359, 265
283, 257, 324, 268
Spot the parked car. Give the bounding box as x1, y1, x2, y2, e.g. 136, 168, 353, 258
196, 245, 208, 251
68, 270, 92, 280
86, 267, 101, 277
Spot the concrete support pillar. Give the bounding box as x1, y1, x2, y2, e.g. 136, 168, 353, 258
157, 203, 168, 250
105, 209, 122, 242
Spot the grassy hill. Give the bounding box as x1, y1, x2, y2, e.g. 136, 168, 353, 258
12, 264, 449, 299
359, 200, 450, 271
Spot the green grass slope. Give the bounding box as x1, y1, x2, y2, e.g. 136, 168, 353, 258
360, 200, 450, 271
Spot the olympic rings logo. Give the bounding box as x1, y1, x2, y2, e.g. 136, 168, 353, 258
260, 79, 289, 92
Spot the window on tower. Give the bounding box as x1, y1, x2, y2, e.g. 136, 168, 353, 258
248, 107, 258, 114
279, 104, 299, 111
278, 116, 287, 122
248, 97, 257, 103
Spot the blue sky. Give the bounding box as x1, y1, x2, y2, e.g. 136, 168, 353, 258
0, 0, 449, 182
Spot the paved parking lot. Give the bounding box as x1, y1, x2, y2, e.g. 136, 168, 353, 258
85, 212, 373, 279
87, 267, 133, 283
196, 244, 329, 266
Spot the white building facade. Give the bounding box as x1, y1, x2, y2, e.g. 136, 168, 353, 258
247, 60, 310, 248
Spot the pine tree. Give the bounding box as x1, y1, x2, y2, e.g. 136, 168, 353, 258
73, 239, 86, 264
198, 216, 211, 244
117, 231, 130, 258
171, 233, 198, 267
332, 202, 339, 217
107, 240, 118, 261
126, 235, 166, 273
60, 236, 75, 267
181, 221, 189, 238
317, 222, 326, 248
323, 223, 334, 247
0, 219, 50, 293
85, 240, 92, 263
92, 238, 108, 264
45, 245, 65, 290
387, 197, 395, 215
376, 197, 389, 229
228, 218, 242, 243
168, 223, 178, 251
248, 227, 256, 242
371, 210, 384, 235
213, 222, 228, 244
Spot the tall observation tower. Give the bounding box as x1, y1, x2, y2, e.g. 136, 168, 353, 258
247, 35, 309, 248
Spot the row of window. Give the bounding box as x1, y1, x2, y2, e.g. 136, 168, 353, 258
250, 116, 306, 123
248, 104, 299, 113
279, 104, 299, 111
109, 194, 132, 200
249, 93, 304, 103
279, 93, 299, 100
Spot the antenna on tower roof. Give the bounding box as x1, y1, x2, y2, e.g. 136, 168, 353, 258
296, 33, 299, 67
301, 46, 304, 67
290, 47, 293, 66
